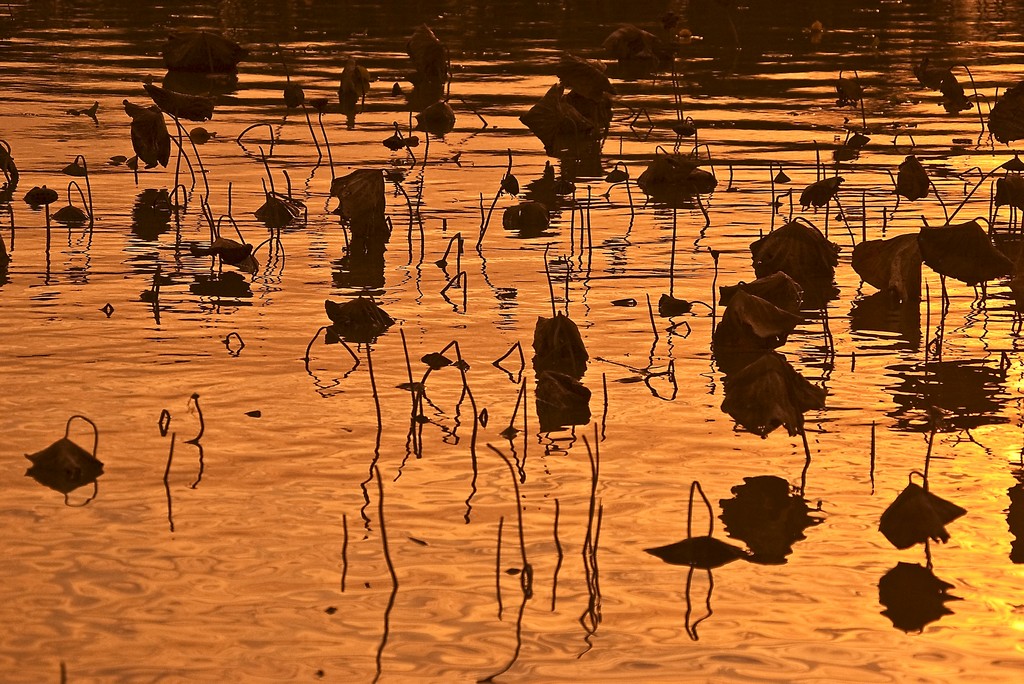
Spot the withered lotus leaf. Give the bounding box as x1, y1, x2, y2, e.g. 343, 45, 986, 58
255, 193, 304, 229
124, 100, 171, 168
339, 58, 372, 109
25, 437, 104, 495
191, 237, 252, 265
520, 83, 595, 155
913, 57, 950, 91
421, 352, 452, 370
799, 176, 843, 208
715, 290, 802, 349
636, 153, 717, 200
940, 73, 972, 114
407, 25, 447, 85
720, 352, 826, 438
658, 294, 692, 317
556, 53, 615, 101
645, 536, 748, 569
532, 313, 588, 379
163, 31, 245, 73
415, 100, 456, 136
602, 24, 660, 65
852, 233, 922, 302
502, 201, 549, 236
750, 219, 839, 283
879, 481, 966, 549
896, 156, 929, 201
535, 370, 592, 432
324, 297, 394, 344
917, 220, 1013, 285
330, 169, 386, 227
989, 80, 1024, 144
995, 174, 1024, 210
52, 204, 89, 225
719, 475, 822, 565
283, 82, 305, 109
143, 83, 214, 122
835, 77, 862, 107
718, 272, 803, 314
23, 185, 58, 206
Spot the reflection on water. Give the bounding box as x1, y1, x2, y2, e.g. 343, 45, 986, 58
6, 0, 1024, 681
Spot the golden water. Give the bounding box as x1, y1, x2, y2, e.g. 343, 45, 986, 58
3, 1, 1024, 681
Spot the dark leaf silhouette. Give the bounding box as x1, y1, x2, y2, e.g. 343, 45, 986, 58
338, 57, 372, 111
799, 176, 842, 208
879, 480, 966, 549
879, 562, 960, 633
143, 83, 214, 122
636, 152, 717, 203
532, 312, 588, 379
995, 174, 1024, 210
645, 536, 747, 570
658, 294, 692, 317
255, 193, 304, 229
407, 25, 447, 86
123, 100, 171, 168
190, 237, 253, 265
163, 31, 245, 73
415, 100, 456, 136
502, 201, 550, 237
913, 57, 950, 91
324, 297, 394, 343
556, 53, 615, 101
535, 370, 592, 432
520, 83, 597, 156
603, 24, 661, 67
330, 169, 386, 228
719, 475, 822, 564
989, 80, 1024, 144
720, 352, 826, 437
421, 352, 452, 370
718, 271, 803, 314
852, 233, 922, 302
283, 82, 305, 109
750, 218, 839, 285
23, 186, 58, 207
713, 290, 802, 372
917, 219, 1013, 285
895, 156, 929, 201
52, 204, 89, 226
25, 438, 103, 495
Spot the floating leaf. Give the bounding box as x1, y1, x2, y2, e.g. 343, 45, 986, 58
421, 352, 452, 370
645, 536, 748, 570
502, 201, 549, 237
143, 83, 214, 122
25, 436, 103, 495
324, 297, 394, 344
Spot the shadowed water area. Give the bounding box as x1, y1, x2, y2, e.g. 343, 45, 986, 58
5, 0, 1024, 681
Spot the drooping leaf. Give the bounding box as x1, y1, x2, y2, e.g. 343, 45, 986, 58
533, 313, 588, 379
917, 219, 1013, 285
143, 83, 214, 122
879, 481, 966, 550
852, 233, 922, 302
895, 155, 929, 201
